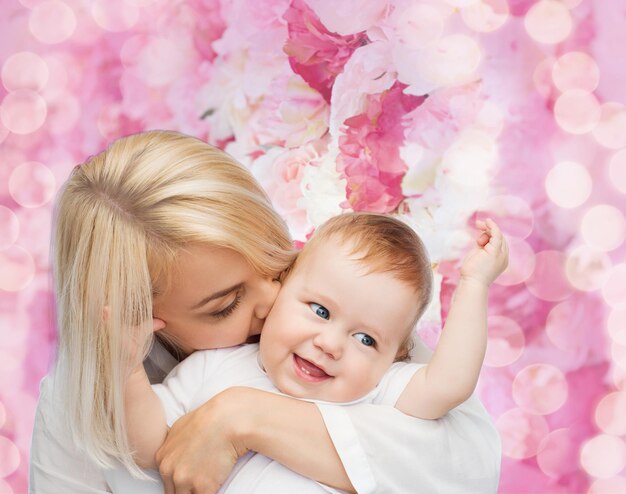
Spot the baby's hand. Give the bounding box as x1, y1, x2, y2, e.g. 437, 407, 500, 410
460, 218, 509, 287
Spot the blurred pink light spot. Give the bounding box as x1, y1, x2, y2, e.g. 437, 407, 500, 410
484, 315, 525, 367
544, 298, 601, 358
496, 237, 535, 286
29, 0, 77, 44
589, 477, 626, 494
476, 195, 534, 239
0, 206, 20, 250
526, 250, 574, 302
1, 51, 49, 92
545, 161, 591, 208
609, 149, 626, 195
497, 408, 549, 459
524, 0, 572, 45
565, 245, 611, 292
560, 0, 583, 7
512, 363, 568, 415
602, 264, 626, 309
580, 434, 626, 479
395, 4, 445, 47
612, 342, 626, 370
551, 51, 599, 93
554, 90, 601, 135
595, 392, 626, 436
0, 121, 7, 145
91, 0, 139, 32
592, 102, 626, 150
608, 309, 626, 346
0, 246, 36, 292
9, 162, 56, 208
476, 100, 504, 136
581, 205, 626, 252
423, 35, 482, 86
0, 90, 47, 135
0, 402, 5, 429
536, 428, 578, 478
46, 91, 80, 135
461, 0, 509, 33
0, 435, 20, 477
533, 57, 556, 99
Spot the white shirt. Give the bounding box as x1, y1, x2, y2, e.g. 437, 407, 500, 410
30, 339, 501, 493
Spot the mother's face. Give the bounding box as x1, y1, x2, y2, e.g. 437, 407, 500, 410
153, 244, 280, 356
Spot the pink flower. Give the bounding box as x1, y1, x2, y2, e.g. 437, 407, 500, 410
283, 0, 368, 102
252, 143, 325, 240
337, 82, 425, 212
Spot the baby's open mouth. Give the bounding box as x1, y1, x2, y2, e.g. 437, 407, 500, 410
293, 354, 331, 382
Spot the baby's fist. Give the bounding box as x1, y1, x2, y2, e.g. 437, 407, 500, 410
460, 218, 509, 286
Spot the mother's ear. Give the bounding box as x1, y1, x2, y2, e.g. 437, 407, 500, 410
152, 317, 166, 332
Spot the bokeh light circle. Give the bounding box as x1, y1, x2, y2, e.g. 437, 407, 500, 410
602, 264, 626, 309
614, 342, 626, 371
592, 102, 626, 150
609, 149, 626, 195
524, 0, 572, 45
1, 51, 49, 92
0, 245, 36, 292
0, 436, 20, 478
581, 205, 626, 252
395, 4, 445, 47
497, 408, 549, 459
8, 162, 56, 208
565, 245, 611, 292
496, 237, 535, 286
536, 428, 578, 478
424, 35, 482, 86
526, 250, 573, 302
554, 90, 601, 135
545, 300, 591, 353
580, 434, 626, 479
0, 206, 20, 250
461, 0, 509, 33
589, 477, 626, 494
484, 315, 525, 367
595, 392, 626, 436
545, 160, 591, 208
512, 363, 568, 415
29, 0, 77, 44
476, 195, 534, 239
552, 51, 599, 93
91, 0, 140, 32
608, 309, 626, 345
0, 90, 47, 135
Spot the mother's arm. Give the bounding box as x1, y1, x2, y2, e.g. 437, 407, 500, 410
156, 385, 500, 494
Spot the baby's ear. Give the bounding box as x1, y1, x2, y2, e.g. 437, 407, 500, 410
152, 318, 166, 332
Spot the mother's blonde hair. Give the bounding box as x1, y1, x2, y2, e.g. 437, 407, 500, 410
52, 130, 294, 474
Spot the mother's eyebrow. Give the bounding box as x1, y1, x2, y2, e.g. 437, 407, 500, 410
190, 283, 243, 310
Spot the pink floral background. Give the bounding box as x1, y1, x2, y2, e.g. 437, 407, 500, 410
1, 0, 626, 492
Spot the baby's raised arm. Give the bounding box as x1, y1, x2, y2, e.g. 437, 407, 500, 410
395, 218, 508, 419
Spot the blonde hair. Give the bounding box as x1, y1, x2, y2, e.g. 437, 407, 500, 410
293, 212, 433, 361
52, 130, 294, 474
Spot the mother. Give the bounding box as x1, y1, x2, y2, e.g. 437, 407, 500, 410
30, 130, 500, 493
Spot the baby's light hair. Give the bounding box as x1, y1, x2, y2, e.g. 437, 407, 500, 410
52, 130, 295, 476
294, 212, 434, 361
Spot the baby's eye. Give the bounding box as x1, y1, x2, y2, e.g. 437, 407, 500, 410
354, 332, 376, 347
309, 303, 330, 320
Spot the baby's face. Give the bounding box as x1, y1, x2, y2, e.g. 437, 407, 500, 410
260, 238, 417, 403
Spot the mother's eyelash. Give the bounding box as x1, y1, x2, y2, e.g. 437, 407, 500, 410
211, 293, 242, 319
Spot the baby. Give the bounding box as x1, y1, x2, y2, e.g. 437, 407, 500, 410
124, 212, 508, 491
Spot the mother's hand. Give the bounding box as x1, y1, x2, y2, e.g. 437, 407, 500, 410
155, 387, 252, 494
